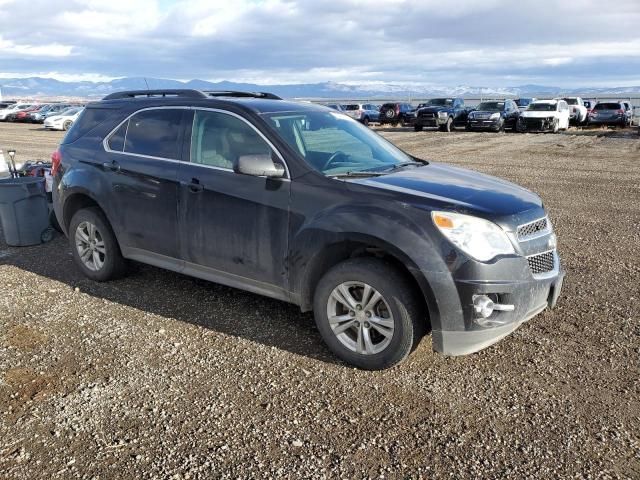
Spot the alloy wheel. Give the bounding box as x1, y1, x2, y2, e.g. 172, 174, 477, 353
326, 281, 394, 355
75, 221, 106, 271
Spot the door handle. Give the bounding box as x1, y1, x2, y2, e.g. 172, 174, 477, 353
186, 178, 204, 193
102, 161, 120, 172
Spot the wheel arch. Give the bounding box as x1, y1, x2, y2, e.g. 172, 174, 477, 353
62, 190, 115, 237
295, 234, 438, 332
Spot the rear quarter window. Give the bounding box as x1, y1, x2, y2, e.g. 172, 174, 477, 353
62, 107, 110, 144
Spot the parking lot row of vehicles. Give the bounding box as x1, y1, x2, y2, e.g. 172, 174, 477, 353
324, 97, 635, 133
0, 102, 85, 129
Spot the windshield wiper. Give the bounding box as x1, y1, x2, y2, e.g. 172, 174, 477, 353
330, 171, 388, 178
383, 161, 424, 172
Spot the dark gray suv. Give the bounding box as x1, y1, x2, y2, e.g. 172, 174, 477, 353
52, 89, 564, 370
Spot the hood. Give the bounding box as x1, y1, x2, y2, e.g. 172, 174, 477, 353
419, 106, 450, 113
521, 110, 557, 118
350, 163, 542, 217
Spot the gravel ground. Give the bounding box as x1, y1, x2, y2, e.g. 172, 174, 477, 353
0, 122, 639, 479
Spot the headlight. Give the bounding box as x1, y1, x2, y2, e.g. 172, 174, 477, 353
431, 211, 515, 262
490, 112, 500, 119
438, 111, 448, 118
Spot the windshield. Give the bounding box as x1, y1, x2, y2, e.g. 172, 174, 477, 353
264, 110, 414, 176
527, 103, 557, 111
425, 98, 453, 107
343, 104, 360, 111
515, 99, 531, 107
563, 98, 578, 105
60, 107, 81, 116
476, 102, 504, 111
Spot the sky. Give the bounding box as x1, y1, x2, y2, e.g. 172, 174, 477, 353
0, 0, 639, 87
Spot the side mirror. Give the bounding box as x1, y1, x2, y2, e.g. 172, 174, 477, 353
234, 154, 285, 178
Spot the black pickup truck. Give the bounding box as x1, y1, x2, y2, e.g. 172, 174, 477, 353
413, 98, 471, 132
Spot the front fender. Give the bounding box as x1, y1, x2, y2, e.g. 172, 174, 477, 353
288, 201, 459, 331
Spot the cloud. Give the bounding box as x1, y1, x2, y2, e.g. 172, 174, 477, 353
0, 0, 638, 87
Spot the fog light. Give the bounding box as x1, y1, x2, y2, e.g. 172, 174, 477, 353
473, 295, 515, 319
474, 295, 495, 318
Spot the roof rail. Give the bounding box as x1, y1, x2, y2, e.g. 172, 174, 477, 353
102, 89, 208, 100
203, 90, 283, 100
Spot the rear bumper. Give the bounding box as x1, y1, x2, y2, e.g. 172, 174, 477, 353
432, 261, 565, 356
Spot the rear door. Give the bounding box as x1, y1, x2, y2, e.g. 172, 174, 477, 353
102, 107, 188, 260
177, 108, 291, 295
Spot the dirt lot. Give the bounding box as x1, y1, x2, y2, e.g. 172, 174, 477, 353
0, 122, 639, 479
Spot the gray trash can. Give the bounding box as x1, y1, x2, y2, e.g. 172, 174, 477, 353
0, 177, 52, 246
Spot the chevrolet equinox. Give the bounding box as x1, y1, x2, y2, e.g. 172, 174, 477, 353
52, 89, 565, 370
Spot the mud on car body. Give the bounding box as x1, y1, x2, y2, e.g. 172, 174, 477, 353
52, 89, 565, 370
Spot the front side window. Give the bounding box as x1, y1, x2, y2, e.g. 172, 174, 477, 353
265, 110, 413, 176
124, 109, 183, 159
190, 110, 273, 170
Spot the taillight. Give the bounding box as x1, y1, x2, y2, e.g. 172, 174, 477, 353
617, 109, 625, 114
51, 150, 61, 176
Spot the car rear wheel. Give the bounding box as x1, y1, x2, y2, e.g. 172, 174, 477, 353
414, 124, 423, 132
69, 207, 127, 282
313, 258, 424, 370
362, 117, 370, 126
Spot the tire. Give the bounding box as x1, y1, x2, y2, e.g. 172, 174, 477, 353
313, 258, 424, 370
552, 119, 559, 133
414, 124, 423, 132
362, 117, 370, 127
441, 117, 453, 132
69, 207, 127, 282
62, 120, 72, 131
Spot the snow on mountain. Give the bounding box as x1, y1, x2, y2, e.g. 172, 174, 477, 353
1, 77, 639, 100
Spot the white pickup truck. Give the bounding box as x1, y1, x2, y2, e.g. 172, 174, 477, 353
560, 97, 588, 124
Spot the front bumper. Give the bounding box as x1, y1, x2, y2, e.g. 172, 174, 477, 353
433, 267, 564, 355
467, 118, 501, 130
416, 115, 448, 127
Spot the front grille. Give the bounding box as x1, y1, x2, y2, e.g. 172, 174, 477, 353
527, 250, 555, 275
517, 217, 549, 240
420, 112, 436, 118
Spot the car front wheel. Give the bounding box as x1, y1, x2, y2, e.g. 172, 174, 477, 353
69, 207, 127, 281
313, 258, 424, 370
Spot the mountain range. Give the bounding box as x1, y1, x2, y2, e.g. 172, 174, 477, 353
1, 76, 639, 100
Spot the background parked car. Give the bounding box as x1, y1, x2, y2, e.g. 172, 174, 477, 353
0, 101, 16, 110
43, 107, 84, 131
413, 98, 470, 132
30, 103, 76, 123
378, 103, 413, 126
622, 101, 634, 125
341, 103, 379, 125
466, 100, 520, 132
516, 99, 570, 133
514, 98, 536, 111
588, 102, 631, 127
0, 103, 35, 121
322, 103, 346, 113
9, 105, 43, 122
560, 97, 588, 124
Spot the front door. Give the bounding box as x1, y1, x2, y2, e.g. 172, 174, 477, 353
178, 109, 291, 297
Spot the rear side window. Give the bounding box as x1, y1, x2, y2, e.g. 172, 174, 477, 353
62, 107, 108, 144
124, 109, 184, 159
